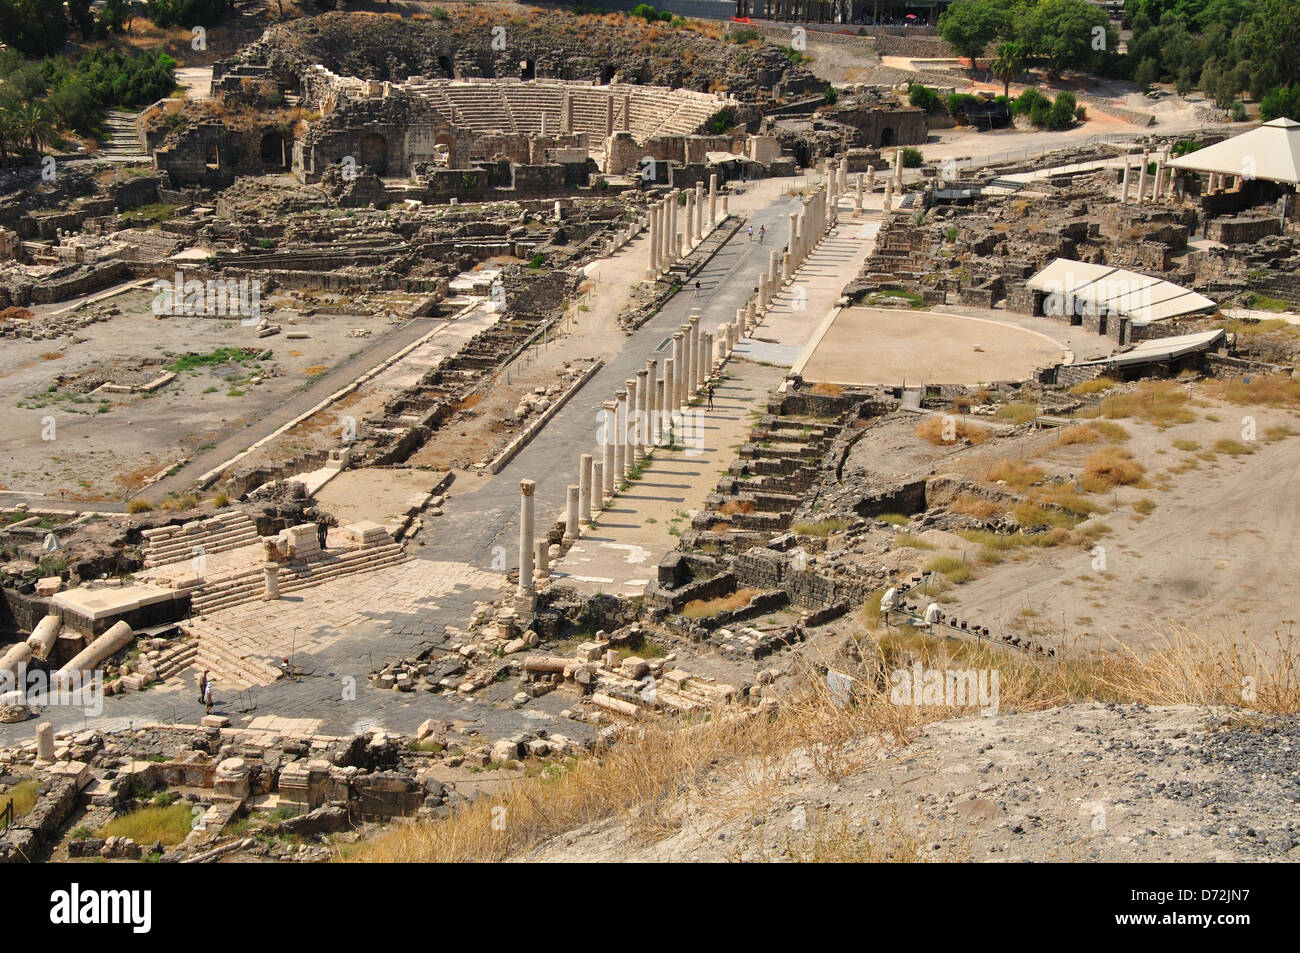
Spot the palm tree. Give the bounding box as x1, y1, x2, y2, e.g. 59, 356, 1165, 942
12, 101, 59, 158
991, 42, 1025, 99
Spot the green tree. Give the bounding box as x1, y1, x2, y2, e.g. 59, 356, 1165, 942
990, 41, 1024, 97
1260, 84, 1300, 122
0, 0, 68, 56
937, 0, 1009, 71
1023, 0, 1114, 79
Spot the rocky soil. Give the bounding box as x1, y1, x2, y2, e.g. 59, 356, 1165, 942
521, 704, 1300, 862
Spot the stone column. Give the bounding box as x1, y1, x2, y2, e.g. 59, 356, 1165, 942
667, 190, 679, 264
36, 721, 54, 762
721, 193, 729, 218
745, 300, 756, 329
591, 461, 604, 518
694, 181, 704, 241
578, 453, 592, 528
782, 250, 792, 282
1121, 161, 1131, 203
700, 331, 713, 382
687, 315, 701, 393
654, 377, 665, 445
614, 389, 628, 484
1137, 152, 1149, 203
645, 200, 658, 278
517, 479, 535, 599
708, 173, 718, 228
866, 165, 875, 192
856, 172, 865, 211
263, 563, 280, 601
645, 359, 658, 446
788, 211, 800, 268
635, 368, 649, 460
838, 157, 848, 197
601, 401, 616, 499
671, 332, 685, 408
769, 249, 779, 288
758, 271, 770, 310
564, 485, 580, 542
534, 537, 549, 586
663, 357, 676, 435
883, 180, 893, 213
683, 189, 695, 250
894, 147, 903, 190
623, 378, 637, 477
1152, 156, 1164, 203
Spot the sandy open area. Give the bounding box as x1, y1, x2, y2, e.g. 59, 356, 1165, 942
802, 307, 1068, 386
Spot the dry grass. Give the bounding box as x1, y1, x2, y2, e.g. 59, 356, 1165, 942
1081, 446, 1145, 491
1094, 381, 1196, 428
810, 382, 843, 397
97, 803, 194, 847
986, 459, 1045, 491
948, 494, 1005, 519
717, 500, 755, 516
791, 517, 850, 537
1056, 424, 1101, 446
1203, 373, 1300, 409
1068, 376, 1118, 395
3, 778, 39, 817
682, 588, 761, 619
345, 623, 1300, 863
914, 417, 991, 446
996, 401, 1039, 425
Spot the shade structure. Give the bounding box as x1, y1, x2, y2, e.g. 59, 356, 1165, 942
1168, 118, 1300, 186
1026, 258, 1217, 326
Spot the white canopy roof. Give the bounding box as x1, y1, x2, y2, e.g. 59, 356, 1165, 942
1168, 118, 1300, 186
1072, 329, 1225, 368
1026, 258, 1217, 325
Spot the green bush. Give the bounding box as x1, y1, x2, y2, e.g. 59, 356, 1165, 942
823, 84, 839, 106
908, 83, 942, 113
901, 147, 923, 168
1011, 88, 1049, 116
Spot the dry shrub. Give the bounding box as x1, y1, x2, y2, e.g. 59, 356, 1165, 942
717, 500, 755, 516
0, 306, 34, 322
949, 494, 1004, 519
682, 588, 760, 619
914, 416, 992, 446
1056, 424, 1100, 446
986, 458, 1045, 490
810, 381, 843, 397
1081, 446, 1144, 491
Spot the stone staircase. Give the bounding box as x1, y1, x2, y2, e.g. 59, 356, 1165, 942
98, 110, 150, 162
141, 512, 262, 569
193, 631, 284, 690
188, 541, 406, 616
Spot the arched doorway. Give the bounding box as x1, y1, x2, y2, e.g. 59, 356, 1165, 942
433, 131, 456, 168
880, 127, 895, 147
438, 55, 454, 79
520, 59, 536, 81
359, 132, 388, 174
600, 65, 616, 85
205, 142, 221, 171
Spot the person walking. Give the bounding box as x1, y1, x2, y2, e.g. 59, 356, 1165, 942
706, 382, 715, 411
203, 678, 215, 715
759, 225, 765, 244
197, 670, 209, 706
747, 224, 754, 241
694, 280, 701, 298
